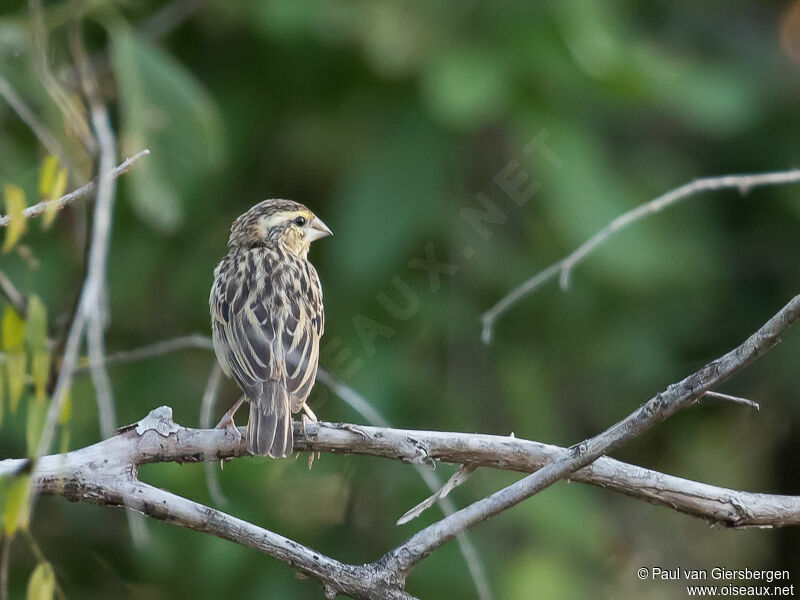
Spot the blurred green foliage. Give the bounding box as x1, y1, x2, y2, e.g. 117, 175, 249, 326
0, 0, 799, 598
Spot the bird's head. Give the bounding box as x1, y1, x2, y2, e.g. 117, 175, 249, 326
228, 199, 332, 256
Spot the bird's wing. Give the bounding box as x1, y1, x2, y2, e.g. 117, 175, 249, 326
211, 250, 323, 411
283, 261, 324, 411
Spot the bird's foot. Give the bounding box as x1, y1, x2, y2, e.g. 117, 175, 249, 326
215, 413, 243, 442
301, 405, 320, 469
215, 397, 245, 442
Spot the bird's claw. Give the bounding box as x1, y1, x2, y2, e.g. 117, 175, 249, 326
301, 407, 320, 469
216, 415, 243, 442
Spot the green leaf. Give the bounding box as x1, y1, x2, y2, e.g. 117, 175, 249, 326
0, 368, 4, 427
2, 305, 25, 350
2, 474, 31, 536
26, 561, 55, 600
111, 26, 224, 232
57, 390, 70, 425
38, 156, 58, 198
24, 296, 48, 352
42, 168, 67, 230
31, 352, 50, 402
26, 398, 48, 456
2, 184, 27, 253
6, 351, 26, 413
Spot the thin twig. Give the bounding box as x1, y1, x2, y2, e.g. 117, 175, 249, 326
0, 271, 28, 316
138, 0, 209, 40
73, 333, 213, 373
0, 150, 150, 227
28, 0, 95, 153
0, 74, 82, 180
69, 15, 117, 441
397, 464, 478, 525
481, 169, 800, 343
703, 391, 760, 410
33, 148, 147, 459
60, 0, 209, 88
387, 294, 800, 576
200, 363, 227, 506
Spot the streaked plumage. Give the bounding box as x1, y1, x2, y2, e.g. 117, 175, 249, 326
210, 199, 331, 457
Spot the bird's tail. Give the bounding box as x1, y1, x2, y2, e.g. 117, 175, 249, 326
247, 382, 293, 458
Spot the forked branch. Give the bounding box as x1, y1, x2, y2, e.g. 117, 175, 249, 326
481, 169, 800, 343
2, 293, 798, 598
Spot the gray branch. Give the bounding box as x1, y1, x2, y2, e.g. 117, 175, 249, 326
481, 169, 800, 343
0, 150, 149, 227
5, 409, 417, 600
69, 17, 119, 442
4, 296, 800, 600
385, 293, 800, 575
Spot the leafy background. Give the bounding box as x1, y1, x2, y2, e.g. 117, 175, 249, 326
0, 1, 799, 598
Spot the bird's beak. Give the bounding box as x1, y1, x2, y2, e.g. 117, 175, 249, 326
306, 216, 333, 242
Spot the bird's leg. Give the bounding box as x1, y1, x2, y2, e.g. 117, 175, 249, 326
216, 396, 246, 437
216, 396, 245, 469
301, 403, 320, 469
302, 403, 318, 424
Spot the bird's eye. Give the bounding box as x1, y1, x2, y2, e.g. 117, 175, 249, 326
293, 216, 306, 227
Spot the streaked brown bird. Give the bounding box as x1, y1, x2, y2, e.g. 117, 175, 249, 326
210, 199, 331, 457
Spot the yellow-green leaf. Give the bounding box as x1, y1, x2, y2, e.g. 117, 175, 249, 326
2, 305, 25, 350
3, 474, 31, 536
7, 351, 26, 413
42, 169, 67, 230
59, 426, 70, 455
25, 296, 48, 352
32, 352, 50, 402
0, 368, 4, 427
38, 156, 59, 198
26, 561, 55, 600
2, 184, 27, 253
26, 398, 48, 456
58, 390, 71, 425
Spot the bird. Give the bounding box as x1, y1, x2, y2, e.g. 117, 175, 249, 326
210, 199, 331, 457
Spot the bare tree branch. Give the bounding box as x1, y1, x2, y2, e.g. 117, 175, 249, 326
73, 333, 213, 373
386, 293, 800, 576
0, 150, 149, 227
33, 144, 144, 458
0, 271, 28, 316
69, 15, 118, 443
703, 390, 760, 410
16, 413, 799, 529
296, 422, 800, 527
397, 464, 478, 526
199, 363, 227, 507
481, 169, 800, 343
3, 390, 800, 598
4, 286, 799, 593
71, 336, 493, 599
8, 408, 417, 600
315, 368, 493, 600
